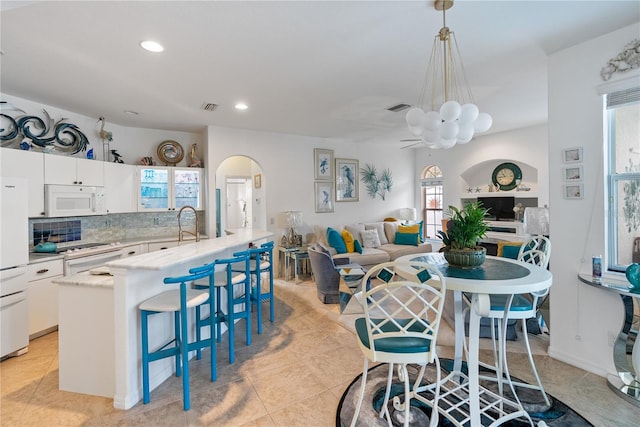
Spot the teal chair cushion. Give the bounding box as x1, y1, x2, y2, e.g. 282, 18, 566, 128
355, 317, 432, 353
489, 294, 534, 311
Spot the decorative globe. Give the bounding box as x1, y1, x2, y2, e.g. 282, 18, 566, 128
626, 263, 640, 289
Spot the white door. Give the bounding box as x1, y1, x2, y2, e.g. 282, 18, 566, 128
225, 177, 251, 230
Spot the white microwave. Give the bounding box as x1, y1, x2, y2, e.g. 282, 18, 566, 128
45, 184, 106, 217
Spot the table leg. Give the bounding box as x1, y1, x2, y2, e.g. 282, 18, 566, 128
452, 290, 465, 376
284, 253, 290, 281
468, 293, 482, 424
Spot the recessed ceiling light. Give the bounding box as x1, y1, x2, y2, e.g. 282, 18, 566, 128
140, 40, 164, 53
235, 103, 248, 110
124, 110, 139, 116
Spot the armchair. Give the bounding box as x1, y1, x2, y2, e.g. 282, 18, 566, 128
308, 243, 349, 303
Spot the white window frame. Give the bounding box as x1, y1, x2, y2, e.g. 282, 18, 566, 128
605, 85, 640, 272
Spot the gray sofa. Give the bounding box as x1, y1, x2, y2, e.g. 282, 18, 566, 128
312, 221, 433, 270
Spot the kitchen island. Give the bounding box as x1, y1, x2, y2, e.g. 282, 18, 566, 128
54, 228, 272, 410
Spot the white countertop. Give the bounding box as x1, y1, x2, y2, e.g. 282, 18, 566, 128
54, 271, 114, 288
107, 228, 272, 271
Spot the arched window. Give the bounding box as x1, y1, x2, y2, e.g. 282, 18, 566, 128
421, 165, 443, 239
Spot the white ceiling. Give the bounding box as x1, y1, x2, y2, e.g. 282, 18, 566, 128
1, 1, 638, 145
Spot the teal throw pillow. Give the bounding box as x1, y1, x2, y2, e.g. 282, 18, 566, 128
502, 244, 522, 259
354, 239, 363, 254
416, 220, 424, 242
327, 227, 347, 254
394, 232, 419, 246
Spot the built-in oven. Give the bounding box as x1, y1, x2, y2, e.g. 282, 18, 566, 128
63, 249, 122, 276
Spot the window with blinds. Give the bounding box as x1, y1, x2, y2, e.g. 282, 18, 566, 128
606, 86, 640, 271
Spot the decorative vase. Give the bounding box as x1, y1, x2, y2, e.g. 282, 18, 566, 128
444, 246, 487, 268
626, 263, 640, 290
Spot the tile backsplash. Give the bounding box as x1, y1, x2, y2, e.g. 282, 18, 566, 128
33, 220, 81, 246
29, 211, 205, 248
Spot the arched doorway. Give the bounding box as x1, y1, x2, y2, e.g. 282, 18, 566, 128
215, 156, 266, 236
421, 165, 443, 239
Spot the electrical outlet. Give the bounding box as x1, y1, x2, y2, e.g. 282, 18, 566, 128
608, 331, 617, 346
270, 217, 275, 225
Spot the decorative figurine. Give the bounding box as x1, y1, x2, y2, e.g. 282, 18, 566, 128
86, 148, 94, 159
111, 149, 124, 163
98, 116, 113, 141
189, 143, 203, 168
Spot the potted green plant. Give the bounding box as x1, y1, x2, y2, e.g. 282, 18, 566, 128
437, 201, 490, 268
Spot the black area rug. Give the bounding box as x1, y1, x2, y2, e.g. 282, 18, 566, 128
336, 359, 593, 427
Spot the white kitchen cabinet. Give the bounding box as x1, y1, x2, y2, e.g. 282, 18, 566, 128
119, 243, 148, 258
148, 241, 179, 252
104, 162, 137, 213
137, 167, 203, 212
26, 258, 63, 338
44, 155, 104, 186
0, 147, 45, 217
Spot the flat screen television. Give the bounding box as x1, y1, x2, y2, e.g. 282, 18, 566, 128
477, 196, 515, 221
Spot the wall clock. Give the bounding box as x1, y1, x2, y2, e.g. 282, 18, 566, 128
157, 140, 184, 166
491, 162, 522, 191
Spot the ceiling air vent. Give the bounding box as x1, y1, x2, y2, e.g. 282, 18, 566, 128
386, 103, 411, 113
201, 102, 219, 112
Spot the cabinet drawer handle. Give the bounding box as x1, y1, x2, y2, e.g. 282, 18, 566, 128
128, 251, 136, 255
36, 269, 49, 274
160, 247, 168, 250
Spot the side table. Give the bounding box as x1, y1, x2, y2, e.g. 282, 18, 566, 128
578, 273, 640, 407
288, 249, 311, 283
277, 246, 300, 280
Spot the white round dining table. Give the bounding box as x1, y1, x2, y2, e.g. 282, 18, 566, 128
396, 253, 553, 426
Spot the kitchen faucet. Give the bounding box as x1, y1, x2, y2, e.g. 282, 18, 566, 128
177, 205, 200, 242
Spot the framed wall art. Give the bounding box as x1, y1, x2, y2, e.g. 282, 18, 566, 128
563, 165, 583, 181
254, 173, 262, 189
335, 158, 359, 202
563, 183, 584, 199
314, 181, 334, 213
314, 148, 333, 180
562, 147, 583, 164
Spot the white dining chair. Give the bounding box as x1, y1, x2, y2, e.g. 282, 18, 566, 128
482, 236, 552, 407
350, 261, 447, 427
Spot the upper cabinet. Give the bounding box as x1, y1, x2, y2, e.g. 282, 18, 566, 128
138, 167, 203, 212
44, 155, 104, 186
0, 148, 45, 217
104, 162, 137, 214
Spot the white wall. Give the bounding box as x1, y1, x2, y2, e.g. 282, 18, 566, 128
412, 123, 550, 211
548, 23, 640, 376
1, 93, 203, 166
204, 125, 417, 243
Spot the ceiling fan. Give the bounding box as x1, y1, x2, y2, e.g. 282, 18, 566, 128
400, 138, 424, 149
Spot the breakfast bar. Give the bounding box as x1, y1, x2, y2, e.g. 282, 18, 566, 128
54, 229, 272, 410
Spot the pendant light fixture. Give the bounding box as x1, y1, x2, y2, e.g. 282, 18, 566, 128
405, 0, 492, 149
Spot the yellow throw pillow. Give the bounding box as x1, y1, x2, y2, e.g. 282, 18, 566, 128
398, 224, 420, 234
341, 229, 355, 253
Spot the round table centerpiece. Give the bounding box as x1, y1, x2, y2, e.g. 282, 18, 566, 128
438, 201, 490, 269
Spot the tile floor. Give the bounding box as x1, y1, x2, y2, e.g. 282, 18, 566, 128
1, 278, 638, 426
